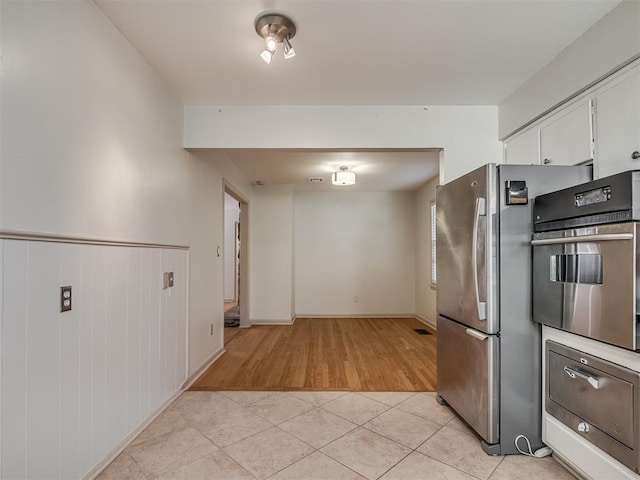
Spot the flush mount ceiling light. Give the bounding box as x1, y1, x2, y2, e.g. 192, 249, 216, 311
255, 13, 297, 64
332, 166, 356, 186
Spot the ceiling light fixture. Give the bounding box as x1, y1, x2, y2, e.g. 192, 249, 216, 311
332, 166, 356, 186
255, 13, 297, 64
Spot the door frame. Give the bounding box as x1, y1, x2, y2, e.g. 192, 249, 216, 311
224, 181, 250, 328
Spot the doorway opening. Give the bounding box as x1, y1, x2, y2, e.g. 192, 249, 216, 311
223, 192, 240, 326
223, 186, 249, 333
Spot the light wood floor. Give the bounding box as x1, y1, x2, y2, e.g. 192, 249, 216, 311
190, 317, 437, 392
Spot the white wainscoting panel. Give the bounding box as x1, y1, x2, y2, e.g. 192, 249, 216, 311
1, 240, 188, 480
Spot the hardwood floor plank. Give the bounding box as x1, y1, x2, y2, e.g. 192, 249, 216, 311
190, 317, 437, 392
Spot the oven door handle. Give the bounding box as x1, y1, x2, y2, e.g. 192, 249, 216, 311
564, 366, 601, 389
531, 233, 634, 246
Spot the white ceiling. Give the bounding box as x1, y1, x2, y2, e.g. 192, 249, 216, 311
95, 0, 619, 191
219, 149, 440, 191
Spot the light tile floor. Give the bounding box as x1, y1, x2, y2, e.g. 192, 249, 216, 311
97, 391, 577, 480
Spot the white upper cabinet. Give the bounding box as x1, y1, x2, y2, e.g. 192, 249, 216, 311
594, 70, 640, 179
504, 127, 540, 165
502, 60, 640, 178
540, 101, 593, 166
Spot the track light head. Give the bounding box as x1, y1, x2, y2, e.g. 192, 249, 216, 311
265, 36, 277, 52
283, 35, 296, 59
260, 49, 273, 64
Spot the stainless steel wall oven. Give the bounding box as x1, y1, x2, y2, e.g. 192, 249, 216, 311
532, 171, 640, 351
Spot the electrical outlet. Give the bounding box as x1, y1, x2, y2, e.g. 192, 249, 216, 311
60, 286, 72, 312
353, 296, 359, 303
210, 323, 214, 336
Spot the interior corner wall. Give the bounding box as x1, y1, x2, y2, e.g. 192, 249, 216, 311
248, 185, 294, 323
294, 191, 416, 317
499, 0, 640, 138
415, 176, 439, 328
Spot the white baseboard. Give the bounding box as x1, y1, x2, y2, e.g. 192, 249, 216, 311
85, 388, 184, 480
250, 316, 296, 326
295, 314, 415, 319
251, 315, 433, 329
415, 314, 437, 330
86, 345, 227, 479
183, 346, 226, 390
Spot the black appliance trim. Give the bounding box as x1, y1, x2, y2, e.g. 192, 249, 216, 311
534, 210, 632, 232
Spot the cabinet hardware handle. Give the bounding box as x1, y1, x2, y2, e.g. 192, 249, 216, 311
632, 151, 640, 160
543, 158, 551, 165
564, 366, 600, 389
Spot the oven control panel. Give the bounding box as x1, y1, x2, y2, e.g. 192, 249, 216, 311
534, 170, 640, 232
575, 186, 611, 207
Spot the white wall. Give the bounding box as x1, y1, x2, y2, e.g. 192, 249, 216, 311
224, 193, 240, 301
415, 176, 439, 328
499, 1, 640, 138
184, 105, 502, 184
0, 0, 250, 379
0, 2, 250, 477
181, 151, 251, 374
294, 191, 416, 316
249, 185, 295, 323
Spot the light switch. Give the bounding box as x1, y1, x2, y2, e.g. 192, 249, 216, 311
163, 272, 175, 289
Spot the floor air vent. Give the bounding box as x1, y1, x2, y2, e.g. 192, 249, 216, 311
414, 328, 432, 335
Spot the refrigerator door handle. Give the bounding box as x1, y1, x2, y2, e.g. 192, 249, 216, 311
472, 197, 487, 320
465, 328, 489, 341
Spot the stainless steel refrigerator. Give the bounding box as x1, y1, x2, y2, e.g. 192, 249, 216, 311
435, 163, 591, 455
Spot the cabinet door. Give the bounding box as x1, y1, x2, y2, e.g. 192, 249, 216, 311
595, 70, 640, 178
504, 128, 539, 165
540, 101, 592, 166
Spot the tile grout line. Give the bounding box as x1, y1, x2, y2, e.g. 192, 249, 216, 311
127, 404, 222, 479
317, 394, 392, 426
414, 431, 490, 480
261, 449, 319, 480
374, 449, 414, 480
485, 453, 507, 480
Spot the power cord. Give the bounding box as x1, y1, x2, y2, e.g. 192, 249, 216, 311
514, 435, 553, 458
